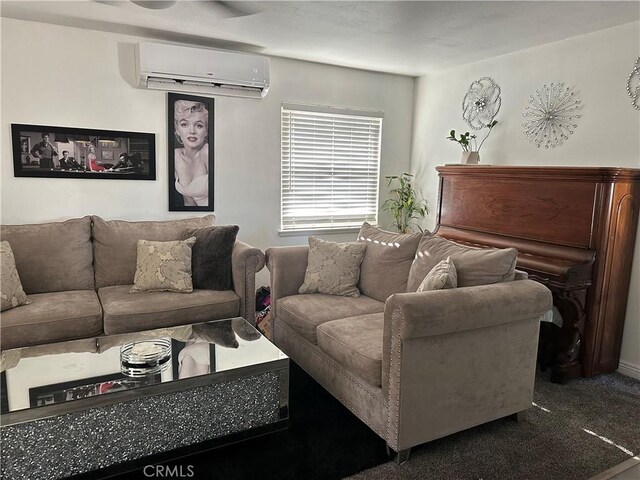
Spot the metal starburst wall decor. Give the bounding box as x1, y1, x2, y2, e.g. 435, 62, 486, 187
626, 57, 640, 110
462, 77, 501, 130
522, 83, 582, 148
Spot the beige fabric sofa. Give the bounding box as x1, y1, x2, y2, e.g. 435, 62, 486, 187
0, 215, 265, 350
266, 241, 552, 461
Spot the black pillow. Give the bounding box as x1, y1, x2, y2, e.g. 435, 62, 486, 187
184, 225, 239, 290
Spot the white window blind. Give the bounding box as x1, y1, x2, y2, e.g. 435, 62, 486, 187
280, 103, 383, 232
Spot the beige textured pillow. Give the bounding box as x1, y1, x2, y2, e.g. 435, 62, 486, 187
407, 235, 517, 291
1, 241, 31, 311
131, 237, 196, 293
417, 256, 457, 292
299, 237, 367, 297
356, 222, 423, 302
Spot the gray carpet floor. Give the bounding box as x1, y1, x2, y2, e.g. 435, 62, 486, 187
348, 370, 640, 480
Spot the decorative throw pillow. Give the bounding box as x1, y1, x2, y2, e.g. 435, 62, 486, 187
130, 237, 196, 293
407, 235, 517, 291
184, 225, 239, 290
356, 222, 423, 302
417, 256, 457, 292
1, 241, 31, 311
299, 237, 367, 297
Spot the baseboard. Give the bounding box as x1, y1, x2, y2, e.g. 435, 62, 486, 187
616, 360, 640, 380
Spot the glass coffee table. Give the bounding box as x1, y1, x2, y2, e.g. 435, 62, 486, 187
0, 318, 289, 479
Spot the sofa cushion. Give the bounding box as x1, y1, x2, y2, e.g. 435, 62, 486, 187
99, 285, 239, 335
131, 237, 196, 293
92, 215, 215, 288
417, 256, 458, 292
185, 225, 239, 290
407, 235, 517, 291
0, 217, 94, 293
0, 290, 103, 350
317, 313, 384, 387
356, 222, 422, 302
299, 237, 367, 297
1, 241, 30, 311
277, 293, 384, 344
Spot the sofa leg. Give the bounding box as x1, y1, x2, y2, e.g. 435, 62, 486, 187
510, 411, 526, 422
387, 446, 411, 464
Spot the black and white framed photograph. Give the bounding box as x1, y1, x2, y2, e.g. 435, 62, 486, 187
171, 339, 216, 380
168, 92, 214, 211
11, 124, 156, 180
27, 373, 161, 408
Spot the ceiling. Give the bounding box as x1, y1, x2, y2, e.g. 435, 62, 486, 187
2, 1, 638, 76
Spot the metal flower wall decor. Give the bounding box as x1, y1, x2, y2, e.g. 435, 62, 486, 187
462, 77, 501, 130
521, 82, 582, 149
626, 57, 640, 110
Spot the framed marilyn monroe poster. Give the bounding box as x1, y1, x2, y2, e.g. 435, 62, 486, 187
167, 93, 215, 211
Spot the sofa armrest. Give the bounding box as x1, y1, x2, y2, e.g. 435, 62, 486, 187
265, 245, 309, 318
514, 269, 528, 280
231, 240, 265, 324
385, 279, 552, 340
381, 280, 552, 451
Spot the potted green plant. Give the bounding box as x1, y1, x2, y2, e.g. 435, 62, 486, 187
447, 119, 498, 164
381, 173, 429, 233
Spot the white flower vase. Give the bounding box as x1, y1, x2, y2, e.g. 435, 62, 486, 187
461, 151, 480, 165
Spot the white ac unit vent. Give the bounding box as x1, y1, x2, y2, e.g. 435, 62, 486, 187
134, 42, 270, 99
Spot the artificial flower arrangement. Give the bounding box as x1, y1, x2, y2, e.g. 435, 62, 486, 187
446, 120, 498, 153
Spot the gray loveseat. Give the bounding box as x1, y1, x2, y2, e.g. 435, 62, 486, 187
1, 215, 265, 350
266, 228, 552, 461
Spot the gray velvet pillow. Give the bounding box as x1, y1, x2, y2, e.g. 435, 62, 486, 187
299, 237, 367, 297
417, 256, 457, 292
407, 235, 517, 291
184, 225, 239, 290
356, 222, 423, 302
192, 322, 239, 349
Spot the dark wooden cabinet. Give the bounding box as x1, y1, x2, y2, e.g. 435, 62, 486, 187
435, 166, 640, 382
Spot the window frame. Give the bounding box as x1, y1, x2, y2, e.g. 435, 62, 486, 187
279, 102, 383, 235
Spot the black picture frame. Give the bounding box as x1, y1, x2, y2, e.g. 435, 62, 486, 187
27, 373, 161, 408
11, 124, 156, 180
1, 372, 8, 414
167, 92, 215, 211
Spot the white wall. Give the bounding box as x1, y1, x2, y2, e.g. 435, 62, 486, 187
410, 22, 640, 377
0, 18, 415, 286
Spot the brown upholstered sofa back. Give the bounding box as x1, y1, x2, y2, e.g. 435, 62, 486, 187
1, 216, 94, 294
0, 215, 217, 293
91, 215, 214, 288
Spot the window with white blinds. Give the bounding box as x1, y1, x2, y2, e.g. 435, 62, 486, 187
280, 103, 383, 232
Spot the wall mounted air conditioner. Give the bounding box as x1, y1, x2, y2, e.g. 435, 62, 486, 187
134, 42, 270, 99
